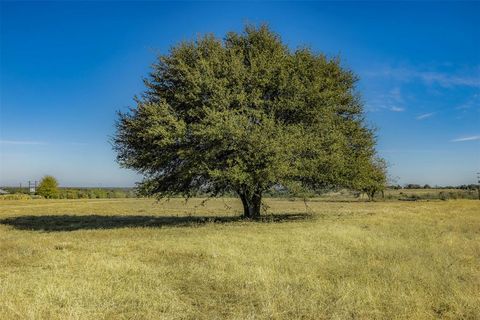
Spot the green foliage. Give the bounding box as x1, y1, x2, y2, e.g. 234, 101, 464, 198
0, 193, 43, 200
114, 24, 384, 217
36, 175, 59, 199
352, 157, 388, 200
55, 188, 137, 199
0, 188, 137, 200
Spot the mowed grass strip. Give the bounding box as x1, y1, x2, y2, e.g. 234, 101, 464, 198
0, 198, 479, 319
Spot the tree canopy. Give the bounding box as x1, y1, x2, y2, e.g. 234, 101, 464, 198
37, 175, 59, 199
114, 25, 385, 218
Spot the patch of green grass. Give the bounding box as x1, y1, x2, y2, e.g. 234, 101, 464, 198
1, 198, 479, 319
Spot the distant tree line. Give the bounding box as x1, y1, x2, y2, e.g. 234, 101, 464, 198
388, 184, 478, 190
2, 186, 137, 199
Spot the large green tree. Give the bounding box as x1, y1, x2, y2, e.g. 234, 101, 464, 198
114, 25, 384, 218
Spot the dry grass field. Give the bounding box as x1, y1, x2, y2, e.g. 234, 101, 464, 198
0, 198, 479, 319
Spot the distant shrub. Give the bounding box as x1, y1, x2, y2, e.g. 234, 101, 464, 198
448, 192, 458, 200
55, 188, 137, 199
391, 188, 477, 201
0, 193, 42, 200
37, 175, 59, 199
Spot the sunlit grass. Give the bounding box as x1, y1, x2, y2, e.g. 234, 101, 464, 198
1, 198, 479, 319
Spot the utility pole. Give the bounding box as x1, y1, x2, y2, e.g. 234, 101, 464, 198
28, 180, 37, 194
477, 172, 480, 200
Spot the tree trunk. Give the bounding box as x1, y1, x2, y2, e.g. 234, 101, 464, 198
365, 189, 376, 201
239, 191, 262, 219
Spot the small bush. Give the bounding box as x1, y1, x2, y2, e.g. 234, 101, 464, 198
0, 193, 42, 200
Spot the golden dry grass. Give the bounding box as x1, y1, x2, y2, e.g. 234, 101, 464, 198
1, 198, 479, 319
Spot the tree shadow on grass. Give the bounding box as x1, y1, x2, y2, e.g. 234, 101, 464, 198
0, 213, 311, 232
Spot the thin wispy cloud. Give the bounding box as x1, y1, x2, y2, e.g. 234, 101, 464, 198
366, 87, 406, 112
418, 71, 480, 88
0, 140, 46, 145
0, 140, 89, 146
390, 106, 405, 112
380, 149, 447, 154
365, 66, 480, 88
451, 136, 480, 142
416, 112, 435, 120
69, 142, 88, 146
456, 93, 480, 110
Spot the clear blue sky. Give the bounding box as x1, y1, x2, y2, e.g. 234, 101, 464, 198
1, 1, 479, 187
